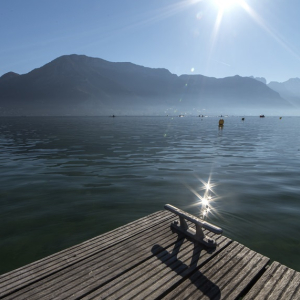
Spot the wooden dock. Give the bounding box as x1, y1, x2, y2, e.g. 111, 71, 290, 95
1, 207, 300, 299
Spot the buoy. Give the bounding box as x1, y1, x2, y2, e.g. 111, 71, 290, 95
280, 117, 282, 119
242, 117, 245, 121
219, 119, 224, 126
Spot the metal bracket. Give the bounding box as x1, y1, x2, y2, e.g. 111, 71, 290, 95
164, 204, 223, 248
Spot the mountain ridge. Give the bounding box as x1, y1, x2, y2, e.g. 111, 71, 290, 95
0, 54, 295, 116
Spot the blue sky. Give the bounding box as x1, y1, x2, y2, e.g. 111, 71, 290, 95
1, 0, 300, 83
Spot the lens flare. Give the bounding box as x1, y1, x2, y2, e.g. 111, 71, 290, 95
196, 11, 203, 20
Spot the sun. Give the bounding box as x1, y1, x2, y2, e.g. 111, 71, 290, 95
213, 0, 240, 10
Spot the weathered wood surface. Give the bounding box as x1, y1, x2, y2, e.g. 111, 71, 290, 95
82, 234, 230, 299
0, 210, 174, 298
244, 261, 300, 300
163, 241, 269, 300
4, 209, 297, 300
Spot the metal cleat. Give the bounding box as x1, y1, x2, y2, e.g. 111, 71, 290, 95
165, 204, 223, 248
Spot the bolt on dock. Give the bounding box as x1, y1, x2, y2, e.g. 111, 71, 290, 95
0, 204, 299, 299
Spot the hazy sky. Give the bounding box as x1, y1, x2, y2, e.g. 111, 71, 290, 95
1, 0, 300, 83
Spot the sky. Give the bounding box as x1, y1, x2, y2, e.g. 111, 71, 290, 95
1, 0, 300, 83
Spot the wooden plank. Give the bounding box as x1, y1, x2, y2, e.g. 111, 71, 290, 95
5, 208, 291, 300
1, 213, 192, 299
2, 217, 175, 299
244, 261, 300, 300
162, 241, 269, 300
0, 210, 174, 298
82, 234, 231, 299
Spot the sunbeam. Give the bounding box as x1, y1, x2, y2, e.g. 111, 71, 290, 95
206, 9, 223, 71
238, 1, 300, 62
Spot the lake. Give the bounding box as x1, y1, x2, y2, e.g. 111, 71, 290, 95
0, 115, 300, 274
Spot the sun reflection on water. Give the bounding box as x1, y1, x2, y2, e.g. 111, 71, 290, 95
185, 175, 221, 221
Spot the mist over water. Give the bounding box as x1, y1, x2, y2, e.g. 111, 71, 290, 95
0, 116, 300, 274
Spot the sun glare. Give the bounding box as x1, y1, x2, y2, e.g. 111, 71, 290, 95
213, 0, 239, 10
202, 198, 209, 206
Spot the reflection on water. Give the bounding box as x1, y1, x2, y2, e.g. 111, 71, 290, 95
0, 116, 300, 274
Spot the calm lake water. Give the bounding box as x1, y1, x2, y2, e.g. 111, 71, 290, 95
0, 116, 300, 274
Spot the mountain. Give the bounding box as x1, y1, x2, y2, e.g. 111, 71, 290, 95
178, 74, 285, 114
268, 78, 300, 108
0, 72, 20, 82
249, 76, 267, 84
0, 54, 293, 116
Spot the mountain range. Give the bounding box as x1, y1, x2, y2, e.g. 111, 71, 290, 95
0, 54, 298, 116
267, 78, 300, 108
